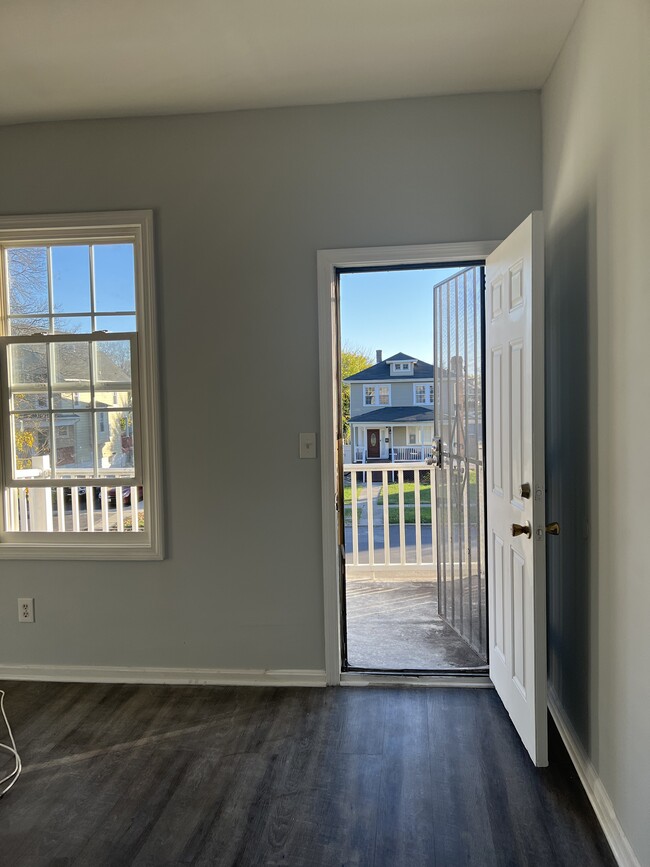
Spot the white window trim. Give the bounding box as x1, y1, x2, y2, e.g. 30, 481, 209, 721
413, 382, 434, 405
318, 240, 498, 684
362, 383, 391, 407
0, 210, 163, 560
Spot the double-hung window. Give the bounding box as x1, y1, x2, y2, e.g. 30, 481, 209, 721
414, 383, 434, 405
0, 211, 162, 559
365, 385, 390, 407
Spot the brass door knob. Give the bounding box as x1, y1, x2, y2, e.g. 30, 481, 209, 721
546, 522, 560, 535
512, 522, 531, 538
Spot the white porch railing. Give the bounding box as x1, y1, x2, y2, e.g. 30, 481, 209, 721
343, 461, 436, 575
8, 462, 142, 533
391, 445, 433, 462
351, 446, 433, 463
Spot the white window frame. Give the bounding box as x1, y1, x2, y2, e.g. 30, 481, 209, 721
365, 384, 391, 406
414, 382, 434, 404
0, 210, 163, 560
363, 385, 376, 406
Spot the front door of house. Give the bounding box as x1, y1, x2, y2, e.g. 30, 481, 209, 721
485, 212, 548, 767
367, 429, 380, 459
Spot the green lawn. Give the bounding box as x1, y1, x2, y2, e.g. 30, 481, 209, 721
343, 506, 363, 526
376, 481, 432, 506
343, 484, 366, 504
388, 505, 432, 524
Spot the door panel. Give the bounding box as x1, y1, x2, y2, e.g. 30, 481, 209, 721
485, 212, 547, 767
432, 266, 487, 660
367, 429, 380, 458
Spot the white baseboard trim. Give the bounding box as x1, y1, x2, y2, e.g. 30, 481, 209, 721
0, 664, 327, 688
548, 689, 641, 867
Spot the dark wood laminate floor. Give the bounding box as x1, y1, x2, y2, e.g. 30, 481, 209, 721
0, 681, 615, 866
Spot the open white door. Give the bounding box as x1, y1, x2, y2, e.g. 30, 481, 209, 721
485, 212, 548, 766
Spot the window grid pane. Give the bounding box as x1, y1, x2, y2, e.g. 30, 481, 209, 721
5, 243, 136, 336
5, 335, 135, 483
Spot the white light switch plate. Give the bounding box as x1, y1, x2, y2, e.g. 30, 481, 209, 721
299, 432, 317, 459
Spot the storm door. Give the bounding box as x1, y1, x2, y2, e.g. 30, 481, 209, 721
431, 266, 488, 662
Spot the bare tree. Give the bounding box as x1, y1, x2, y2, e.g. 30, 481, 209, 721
6, 247, 48, 333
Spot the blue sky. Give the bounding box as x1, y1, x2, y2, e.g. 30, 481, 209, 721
51, 244, 135, 314
340, 266, 464, 364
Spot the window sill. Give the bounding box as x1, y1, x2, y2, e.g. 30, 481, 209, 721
0, 535, 163, 560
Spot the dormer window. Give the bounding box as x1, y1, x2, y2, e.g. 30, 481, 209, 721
389, 360, 415, 376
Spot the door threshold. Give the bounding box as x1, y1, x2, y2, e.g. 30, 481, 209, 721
340, 671, 493, 688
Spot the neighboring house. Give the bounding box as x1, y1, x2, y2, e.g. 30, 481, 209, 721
344, 351, 436, 462
12, 342, 132, 476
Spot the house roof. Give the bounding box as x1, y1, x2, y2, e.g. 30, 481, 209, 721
349, 406, 435, 424
386, 352, 417, 362
344, 353, 433, 383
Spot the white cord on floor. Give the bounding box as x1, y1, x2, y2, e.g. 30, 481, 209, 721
0, 690, 21, 797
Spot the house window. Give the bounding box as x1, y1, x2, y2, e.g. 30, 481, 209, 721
414, 383, 434, 404
364, 386, 376, 405
379, 386, 390, 405
0, 211, 162, 559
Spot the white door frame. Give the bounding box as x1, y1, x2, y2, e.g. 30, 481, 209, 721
317, 241, 499, 685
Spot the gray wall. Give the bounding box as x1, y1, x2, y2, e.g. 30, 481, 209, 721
543, 0, 650, 862
0, 93, 541, 673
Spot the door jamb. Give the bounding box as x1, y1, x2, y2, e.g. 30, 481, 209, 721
317, 241, 499, 685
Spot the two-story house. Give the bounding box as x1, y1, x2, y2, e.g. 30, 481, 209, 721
344, 351, 435, 462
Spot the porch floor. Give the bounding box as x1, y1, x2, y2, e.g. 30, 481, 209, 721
345, 580, 486, 671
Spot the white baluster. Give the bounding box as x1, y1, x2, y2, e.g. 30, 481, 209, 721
398, 469, 406, 566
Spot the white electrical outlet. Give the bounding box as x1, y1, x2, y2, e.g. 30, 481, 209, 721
18, 598, 34, 623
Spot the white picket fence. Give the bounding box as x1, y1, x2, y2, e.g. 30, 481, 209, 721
343, 461, 436, 575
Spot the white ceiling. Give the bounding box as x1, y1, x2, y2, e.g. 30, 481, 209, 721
0, 0, 583, 126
